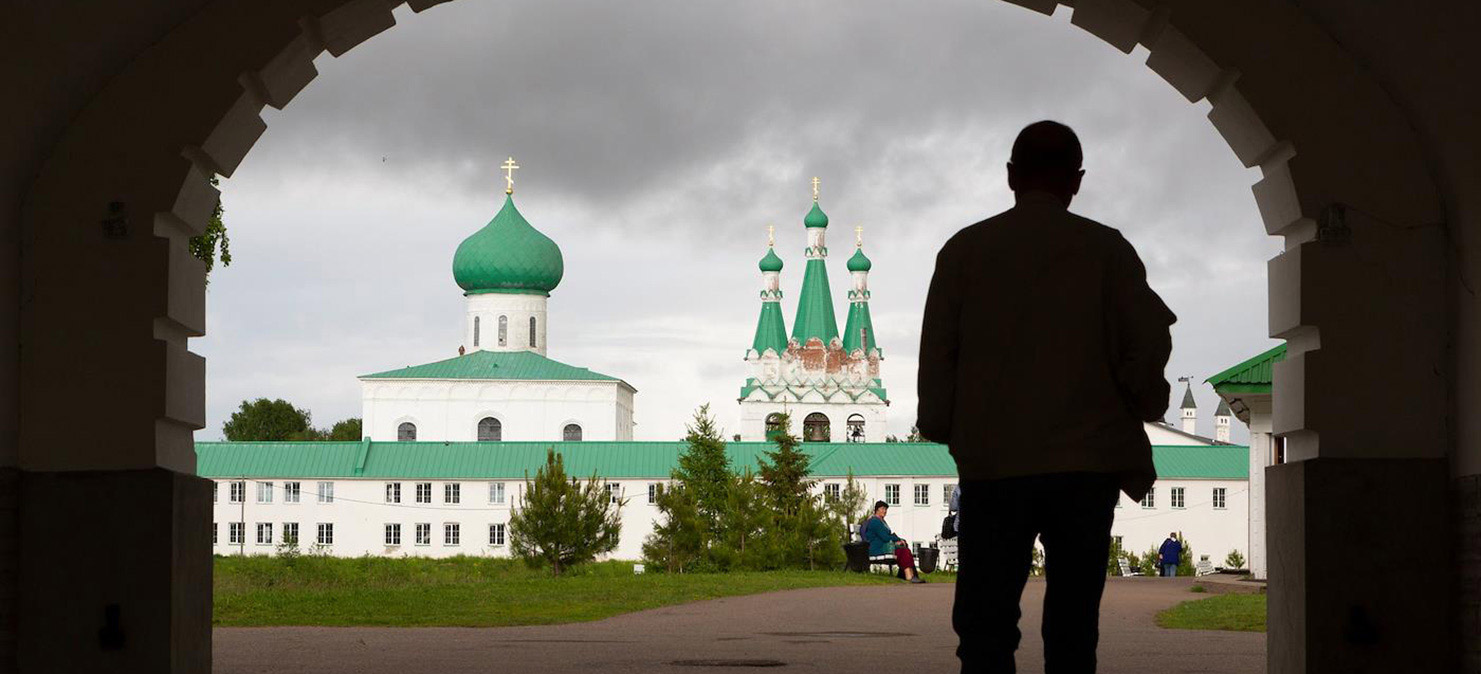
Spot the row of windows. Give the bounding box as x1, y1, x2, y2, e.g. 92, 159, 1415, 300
214, 522, 507, 548
1128, 487, 1228, 510
394, 420, 582, 442
217, 481, 332, 504
764, 413, 868, 443
472, 315, 537, 349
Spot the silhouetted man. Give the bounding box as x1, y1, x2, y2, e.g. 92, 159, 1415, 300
917, 121, 1175, 673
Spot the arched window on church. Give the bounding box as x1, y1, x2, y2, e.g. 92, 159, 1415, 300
397, 422, 417, 442
803, 413, 830, 443
473, 316, 480, 347
765, 413, 784, 441
846, 414, 865, 443
498, 315, 508, 346
563, 423, 582, 442
477, 417, 501, 442
530, 316, 537, 349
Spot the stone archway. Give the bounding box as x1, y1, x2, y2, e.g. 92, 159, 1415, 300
3, 1, 1463, 672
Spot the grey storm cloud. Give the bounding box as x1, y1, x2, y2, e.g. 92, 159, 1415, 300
203, 0, 1281, 442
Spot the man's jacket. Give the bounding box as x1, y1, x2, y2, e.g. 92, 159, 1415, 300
1160, 538, 1183, 565
916, 192, 1176, 500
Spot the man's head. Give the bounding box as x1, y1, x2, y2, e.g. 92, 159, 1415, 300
1169, 531, 1177, 539
1007, 120, 1084, 205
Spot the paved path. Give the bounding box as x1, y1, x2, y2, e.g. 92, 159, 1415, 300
214, 577, 1264, 673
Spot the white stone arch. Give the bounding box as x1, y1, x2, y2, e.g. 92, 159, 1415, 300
558, 419, 585, 442
473, 411, 505, 442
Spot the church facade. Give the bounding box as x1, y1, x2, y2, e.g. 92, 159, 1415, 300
358, 161, 636, 443
738, 182, 889, 443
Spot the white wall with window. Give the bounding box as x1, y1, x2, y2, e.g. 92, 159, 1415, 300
361, 378, 636, 443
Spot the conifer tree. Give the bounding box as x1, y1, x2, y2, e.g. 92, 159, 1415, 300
827, 470, 870, 536
711, 469, 773, 570
641, 482, 706, 572
675, 404, 733, 527
508, 448, 623, 576
756, 413, 815, 516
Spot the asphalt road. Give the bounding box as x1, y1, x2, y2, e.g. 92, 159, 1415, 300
214, 576, 1265, 673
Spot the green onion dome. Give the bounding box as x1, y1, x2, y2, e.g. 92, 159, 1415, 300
452, 194, 564, 296
804, 202, 829, 228
846, 247, 872, 272
759, 247, 784, 272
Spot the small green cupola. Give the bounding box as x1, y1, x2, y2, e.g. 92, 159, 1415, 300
452, 192, 564, 296
804, 202, 829, 228
759, 247, 784, 273
846, 247, 872, 272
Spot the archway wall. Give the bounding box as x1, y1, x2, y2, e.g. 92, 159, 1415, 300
0, 1, 1469, 672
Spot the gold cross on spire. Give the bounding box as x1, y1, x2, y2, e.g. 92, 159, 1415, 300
855, 225, 864, 247
501, 156, 520, 194
811, 176, 821, 201
767, 224, 775, 247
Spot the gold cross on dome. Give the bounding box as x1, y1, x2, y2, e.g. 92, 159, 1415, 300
501, 156, 520, 194
767, 224, 775, 246
855, 225, 863, 247
811, 176, 821, 201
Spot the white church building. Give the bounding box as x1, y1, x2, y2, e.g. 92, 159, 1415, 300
357, 161, 636, 444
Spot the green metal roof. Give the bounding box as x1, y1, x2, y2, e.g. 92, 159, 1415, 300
1180, 382, 1197, 409
452, 194, 564, 296
360, 349, 627, 386
792, 258, 839, 345
1206, 343, 1286, 395
804, 202, 829, 228
196, 441, 1246, 480
841, 299, 876, 354
758, 247, 784, 273
1215, 398, 1231, 416
751, 300, 788, 355
846, 247, 872, 272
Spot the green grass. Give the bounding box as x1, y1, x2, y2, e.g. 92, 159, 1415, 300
213, 555, 906, 627
1156, 592, 1267, 632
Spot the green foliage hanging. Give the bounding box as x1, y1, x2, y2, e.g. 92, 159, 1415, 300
508, 449, 623, 576
189, 176, 232, 280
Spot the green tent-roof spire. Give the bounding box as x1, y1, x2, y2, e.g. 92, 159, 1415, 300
751, 232, 788, 355
791, 193, 839, 345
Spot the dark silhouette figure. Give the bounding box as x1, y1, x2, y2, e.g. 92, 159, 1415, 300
917, 121, 1176, 673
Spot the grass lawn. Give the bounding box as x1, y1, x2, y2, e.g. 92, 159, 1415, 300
1155, 592, 1267, 632
214, 555, 920, 627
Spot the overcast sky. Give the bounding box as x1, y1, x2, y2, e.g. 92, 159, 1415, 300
199, 0, 1282, 443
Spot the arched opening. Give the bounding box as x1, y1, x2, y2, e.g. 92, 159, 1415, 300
764, 413, 784, 441
472, 315, 481, 347
802, 413, 831, 443
846, 414, 865, 443
477, 416, 501, 442
563, 423, 583, 442
529, 316, 537, 349
6, 1, 1467, 672
396, 422, 417, 442
498, 315, 508, 346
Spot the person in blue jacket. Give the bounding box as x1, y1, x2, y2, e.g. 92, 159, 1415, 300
863, 501, 925, 584
1158, 532, 1183, 577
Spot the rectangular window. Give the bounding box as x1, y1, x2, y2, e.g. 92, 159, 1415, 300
943, 483, 957, 508
605, 483, 620, 504
257, 481, 273, 504
823, 483, 841, 502
1213, 487, 1227, 510
914, 484, 930, 507
316, 482, 334, 504
884, 484, 900, 507
229, 481, 245, 504
385, 523, 401, 546
648, 483, 659, 504
415, 523, 431, 546
1140, 487, 1155, 509
386, 482, 401, 504
489, 482, 505, 504
282, 522, 299, 546
213, 483, 218, 504
1171, 487, 1186, 509
444, 523, 460, 546
444, 483, 461, 504
416, 482, 432, 504
284, 481, 301, 504
212, 523, 218, 545
316, 523, 334, 545
256, 522, 273, 545
489, 523, 506, 546
228, 522, 243, 545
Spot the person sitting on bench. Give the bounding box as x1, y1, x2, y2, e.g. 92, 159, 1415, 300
863, 501, 925, 583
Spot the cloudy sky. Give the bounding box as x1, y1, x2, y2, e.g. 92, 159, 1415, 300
199, 0, 1282, 443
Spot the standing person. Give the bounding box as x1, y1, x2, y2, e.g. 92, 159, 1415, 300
917, 120, 1176, 673
863, 501, 926, 584
1159, 533, 1183, 577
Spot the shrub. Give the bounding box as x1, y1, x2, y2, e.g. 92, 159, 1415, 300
1225, 549, 1246, 569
